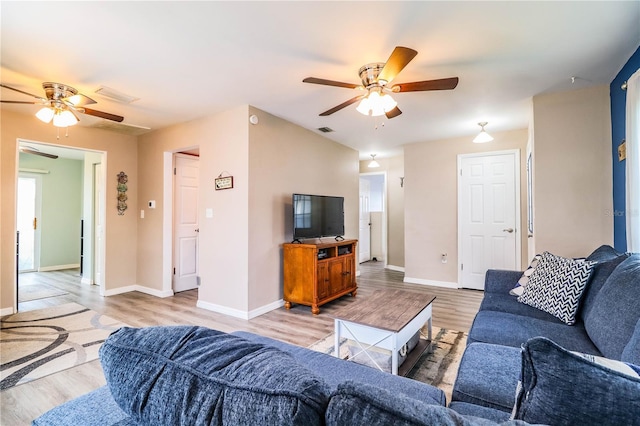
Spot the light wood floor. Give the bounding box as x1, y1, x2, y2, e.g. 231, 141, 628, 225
2, 262, 483, 425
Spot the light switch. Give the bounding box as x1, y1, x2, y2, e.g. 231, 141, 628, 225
205, 208, 213, 218
140, 210, 145, 219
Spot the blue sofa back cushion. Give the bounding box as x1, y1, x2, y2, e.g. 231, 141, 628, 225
325, 381, 527, 426
622, 318, 640, 365
583, 254, 640, 359
99, 326, 330, 426
579, 252, 630, 322
513, 337, 640, 425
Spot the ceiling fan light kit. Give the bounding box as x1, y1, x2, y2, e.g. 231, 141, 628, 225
1, 82, 124, 128
303, 46, 458, 119
473, 121, 494, 143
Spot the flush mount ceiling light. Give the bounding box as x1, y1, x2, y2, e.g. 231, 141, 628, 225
368, 154, 380, 168
473, 122, 494, 143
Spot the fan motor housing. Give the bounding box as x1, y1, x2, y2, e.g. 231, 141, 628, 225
359, 63, 386, 87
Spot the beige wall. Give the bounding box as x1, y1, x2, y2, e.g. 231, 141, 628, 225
532, 85, 613, 257
1, 108, 138, 313
137, 106, 250, 312
137, 105, 358, 317
248, 107, 359, 312
404, 129, 529, 285
359, 155, 405, 268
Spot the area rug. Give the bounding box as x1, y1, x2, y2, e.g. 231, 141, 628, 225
308, 326, 467, 403
18, 283, 68, 302
0, 303, 128, 390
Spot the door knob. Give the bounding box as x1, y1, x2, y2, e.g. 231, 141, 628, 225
502, 228, 514, 233
195, 228, 200, 233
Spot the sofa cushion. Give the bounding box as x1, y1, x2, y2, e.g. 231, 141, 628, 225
325, 382, 526, 426
513, 337, 640, 425
467, 310, 601, 354
585, 244, 623, 262
479, 292, 568, 322
578, 253, 630, 322
622, 318, 640, 365
451, 342, 521, 412
100, 326, 329, 426
448, 402, 511, 423
33, 386, 132, 426
231, 330, 445, 406
584, 254, 640, 359
517, 251, 595, 325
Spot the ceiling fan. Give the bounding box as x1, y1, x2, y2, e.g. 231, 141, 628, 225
0, 82, 124, 127
303, 46, 459, 119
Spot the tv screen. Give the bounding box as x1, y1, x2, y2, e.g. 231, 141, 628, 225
293, 194, 344, 239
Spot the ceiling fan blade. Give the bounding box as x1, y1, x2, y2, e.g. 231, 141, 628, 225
303, 77, 360, 89
66, 93, 97, 107
392, 77, 459, 92
20, 147, 58, 159
82, 107, 124, 122
378, 46, 418, 84
0, 100, 40, 104
0, 83, 46, 101
319, 95, 365, 116
385, 106, 402, 119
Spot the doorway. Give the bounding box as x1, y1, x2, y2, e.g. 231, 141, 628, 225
359, 172, 387, 265
15, 140, 106, 309
458, 150, 521, 290
173, 153, 200, 292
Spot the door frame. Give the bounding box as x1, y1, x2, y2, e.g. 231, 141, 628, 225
359, 171, 388, 266
161, 147, 200, 297
457, 149, 521, 288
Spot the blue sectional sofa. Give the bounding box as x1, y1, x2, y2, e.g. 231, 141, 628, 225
450, 245, 640, 425
33, 246, 639, 425
34, 326, 528, 426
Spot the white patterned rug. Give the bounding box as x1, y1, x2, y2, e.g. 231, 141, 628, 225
0, 303, 128, 390
308, 326, 467, 404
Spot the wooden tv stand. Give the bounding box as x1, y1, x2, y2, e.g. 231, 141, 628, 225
283, 239, 357, 315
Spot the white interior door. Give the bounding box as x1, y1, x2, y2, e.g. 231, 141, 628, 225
359, 178, 371, 263
17, 174, 42, 272
173, 154, 199, 292
459, 151, 520, 290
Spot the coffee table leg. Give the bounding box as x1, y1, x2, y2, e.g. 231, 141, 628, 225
334, 320, 341, 358
391, 334, 398, 375
427, 316, 432, 341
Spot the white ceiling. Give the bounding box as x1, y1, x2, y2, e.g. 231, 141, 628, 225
2, 1, 639, 160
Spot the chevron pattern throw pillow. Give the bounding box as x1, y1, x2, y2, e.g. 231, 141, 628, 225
517, 251, 596, 325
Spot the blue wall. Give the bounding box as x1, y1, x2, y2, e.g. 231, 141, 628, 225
611, 45, 640, 252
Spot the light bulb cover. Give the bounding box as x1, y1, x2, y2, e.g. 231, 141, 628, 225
357, 91, 397, 116
36, 107, 55, 123
53, 110, 78, 127
368, 154, 380, 168
473, 122, 494, 143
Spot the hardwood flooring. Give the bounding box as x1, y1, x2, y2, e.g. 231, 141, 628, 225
2, 262, 483, 425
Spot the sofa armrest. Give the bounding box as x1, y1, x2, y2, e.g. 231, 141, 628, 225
483, 270, 522, 294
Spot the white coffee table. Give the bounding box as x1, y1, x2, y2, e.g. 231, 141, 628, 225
332, 289, 436, 375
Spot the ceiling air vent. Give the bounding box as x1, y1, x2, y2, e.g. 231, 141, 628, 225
94, 86, 140, 104
317, 127, 334, 133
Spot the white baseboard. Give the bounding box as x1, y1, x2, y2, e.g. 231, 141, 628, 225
81, 277, 94, 285
386, 264, 405, 272
0, 307, 15, 316
38, 263, 80, 272
404, 277, 459, 289
196, 299, 284, 320
103, 285, 174, 298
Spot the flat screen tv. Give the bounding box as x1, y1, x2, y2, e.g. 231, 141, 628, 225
292, 194, 344, 240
